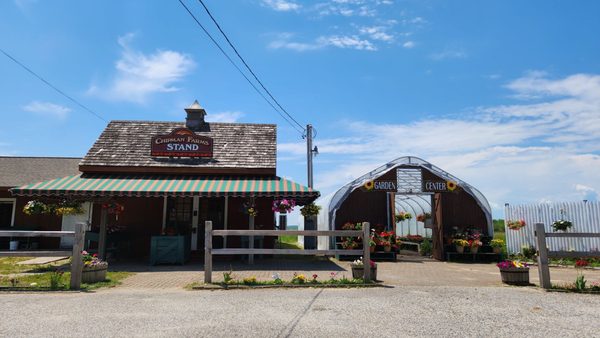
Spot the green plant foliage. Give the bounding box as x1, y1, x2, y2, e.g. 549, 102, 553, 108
419, 239, 432, 256
575, 275, 587, 291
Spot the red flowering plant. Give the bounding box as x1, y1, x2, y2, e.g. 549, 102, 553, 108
397, 235, 424, 243
468, 239, 483, 247
575, 259, 589, 268
377, 231, 396, 247
102, 202, 125, 220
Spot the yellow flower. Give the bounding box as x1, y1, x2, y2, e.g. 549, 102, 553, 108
447, 180, 458, 192
364, 180, 374, 191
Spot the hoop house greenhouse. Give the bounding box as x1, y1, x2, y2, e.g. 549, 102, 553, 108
320, 156, 493, 261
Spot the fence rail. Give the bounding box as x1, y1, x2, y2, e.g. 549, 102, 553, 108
0, 223, 85, 289
204, 221, 372, 283
505, 201, 600, 254
535, 223, 600, 289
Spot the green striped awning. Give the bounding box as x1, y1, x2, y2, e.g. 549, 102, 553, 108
10, 174, 320, 200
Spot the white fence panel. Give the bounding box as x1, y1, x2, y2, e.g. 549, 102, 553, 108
504, 201, 600, 254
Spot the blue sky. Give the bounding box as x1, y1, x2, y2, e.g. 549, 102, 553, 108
1, 0, 600, 217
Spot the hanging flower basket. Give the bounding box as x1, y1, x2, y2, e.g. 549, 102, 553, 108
272, 199, 295, 213
102, 202, 125, 220
23, 200, 49, 215
552, 220, 573, 232
300, 203, 321, 217
507, 219, 526, 230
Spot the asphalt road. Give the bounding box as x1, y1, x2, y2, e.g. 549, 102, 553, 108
1, 286, 599, 337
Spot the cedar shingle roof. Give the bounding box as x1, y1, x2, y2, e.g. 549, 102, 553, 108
0, 157, 81, 187
79, 121, 276, 172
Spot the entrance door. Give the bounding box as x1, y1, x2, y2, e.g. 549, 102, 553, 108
61, 202, 92, 248
197, 198, 225, 251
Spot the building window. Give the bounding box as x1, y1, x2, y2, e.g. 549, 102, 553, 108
0, 198, 16, 228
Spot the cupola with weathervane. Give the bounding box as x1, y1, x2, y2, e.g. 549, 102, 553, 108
185, 100, 207, 131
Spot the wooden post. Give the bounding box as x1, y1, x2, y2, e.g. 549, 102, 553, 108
249, 215, 255, 265
98, 207, 108, 260
204, 220, 212, 284
535, 223, 551, 289
363, 222, 371, 282
70, 222, 85, 289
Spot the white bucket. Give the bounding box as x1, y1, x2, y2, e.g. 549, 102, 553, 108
9, 240, 19, 251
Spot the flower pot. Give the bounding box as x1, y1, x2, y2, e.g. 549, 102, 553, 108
81, 265, 108, 283
499, 268, 529, 285
456, 246, 464, 254
9, 240, 19, 251
383, 245, 391, 252
351, 266, 377, 281
470, 246, 479, 254
493, 247, 502, 254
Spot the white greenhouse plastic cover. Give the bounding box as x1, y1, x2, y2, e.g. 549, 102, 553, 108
325, 156, 493, 249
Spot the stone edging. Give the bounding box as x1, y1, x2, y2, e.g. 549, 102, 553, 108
191, 283, 392, 290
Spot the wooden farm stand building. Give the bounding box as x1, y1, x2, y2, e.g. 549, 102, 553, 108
325, 156, 492, 261
3, 102, 319, 262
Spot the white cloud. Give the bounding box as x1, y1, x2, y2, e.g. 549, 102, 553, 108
89, 33, 195, 103
261, 0, 300, 12
269, 33, 376, 51
359, 26, 394, 42
402, 41, 415, 48
429, 49, 467, 61
209, 111, 245, 123
279, 72, 600, 215
22, 101, 71, 119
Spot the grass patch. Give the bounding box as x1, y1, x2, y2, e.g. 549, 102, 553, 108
0, 257, 70, 275
0, 271, 133, 291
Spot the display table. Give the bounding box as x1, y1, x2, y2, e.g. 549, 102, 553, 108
150, 235, 190, 265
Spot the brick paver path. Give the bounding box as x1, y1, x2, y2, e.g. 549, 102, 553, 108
113, 256, 600, 289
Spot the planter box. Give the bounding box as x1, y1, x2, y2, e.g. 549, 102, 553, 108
351, 266, 377, 281
499, 268, 529, 285
82, 266, 108, 283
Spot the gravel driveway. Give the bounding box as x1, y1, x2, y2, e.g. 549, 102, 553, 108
1, 286, 599, 337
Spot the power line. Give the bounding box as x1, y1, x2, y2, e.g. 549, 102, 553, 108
196, 0, 306, 134
0, 48, 107, 123
177, 0, 306, 136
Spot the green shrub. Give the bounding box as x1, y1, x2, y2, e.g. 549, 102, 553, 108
419, 239, 432, 256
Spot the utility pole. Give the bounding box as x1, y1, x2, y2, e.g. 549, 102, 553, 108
306, 124, 314, 188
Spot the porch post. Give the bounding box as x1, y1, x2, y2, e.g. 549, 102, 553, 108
249, 215, 254, 264
223, 196, 229, 248
98, 207, 108, 260
204, 220, 212, 283
362, 222, 371, 282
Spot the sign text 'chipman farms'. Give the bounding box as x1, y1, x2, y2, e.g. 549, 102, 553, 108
151, 128, 213, 158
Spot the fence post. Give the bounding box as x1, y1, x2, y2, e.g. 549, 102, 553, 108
70, 222, 85, 289
204, 220, 212, 284
362, 222, 371, 282
535, 223, 551, 289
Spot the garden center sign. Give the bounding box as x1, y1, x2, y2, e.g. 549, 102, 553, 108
422, 180, 458, 193
151, 128, 213, 158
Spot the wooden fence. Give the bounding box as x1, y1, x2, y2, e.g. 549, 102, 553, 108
534, 223, 600, 289
0, 223, 85, 289
204, 221, 372, 283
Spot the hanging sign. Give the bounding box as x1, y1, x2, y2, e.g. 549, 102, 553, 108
362, 179, 397, 192
151, 128, 213, 158
423, 180, 458, 193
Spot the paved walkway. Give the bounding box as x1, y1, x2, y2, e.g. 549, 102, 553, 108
113, 256, 600, 289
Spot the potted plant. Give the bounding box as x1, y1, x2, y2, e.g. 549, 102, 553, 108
552, 219, 573, 232
416, 213, 433, 227
102, 202, 125, 220
490, 239, 504, 254
497, 260, 529, 285
453, 239, 468, 253
507, 219, 526, 230
350, 257, 377, 281
22, 200, 48, 215
469, 239, 483, 254
341, 237, 358, 250
81, 250, 108, 283
378, 231, 395, 252
395, 211, 412, 223
368, 233, 377, 253
54, 200, 84, 216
